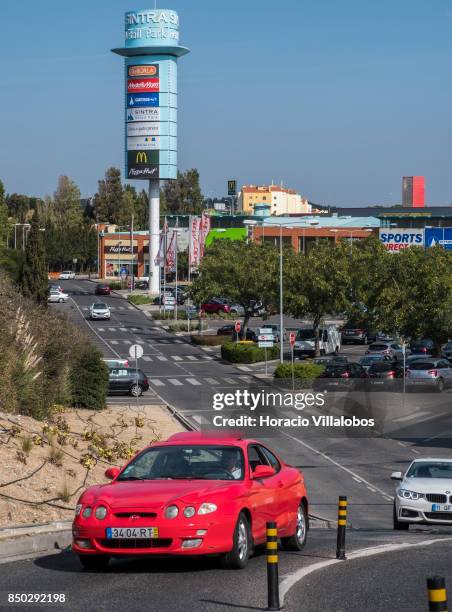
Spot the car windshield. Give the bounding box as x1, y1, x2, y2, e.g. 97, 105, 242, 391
117, 445, 245, 481
93, 303, 107, 309
360, 356, 382, 364
369, 363, 394, 372
409, 361, 436, 370
407, 462, 452, 479
369, 344, 388, 351
297, 329, 316, 340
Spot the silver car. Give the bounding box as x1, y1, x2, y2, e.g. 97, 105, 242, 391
358, 354, 392, 372
441, 341, 452, 362
90, 302, 111, 320
366, 341, 407, 361
48, 290, 68, 303
406, 358, 452, 392
392, 459, 452, 529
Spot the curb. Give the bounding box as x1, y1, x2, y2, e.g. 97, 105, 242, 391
0, 522, 72, 565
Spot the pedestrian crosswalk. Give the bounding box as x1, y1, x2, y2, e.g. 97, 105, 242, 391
105, 347, 216, 363
149, 376, 251, 388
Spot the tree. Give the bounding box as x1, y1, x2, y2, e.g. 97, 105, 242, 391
190, 239, 278, 333
375, 247, 452, 346
19, 212, 48, 306
70, 344, 109, 410
284, 241, 351, 355
161, 169, 203, 215
94, 167, 124, 224
0, 179, 10, 248
52, 175, 83, 227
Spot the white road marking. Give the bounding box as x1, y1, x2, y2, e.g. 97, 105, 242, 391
168, 378, 183, 386
108, 327, 116, 332
172, 356, 182, 361
280, 430, 393, 499
352, 476, 362, 483
119, 307, 125, 310
223, 378, 236, 384
280, 536, 452, 605
238, 365, 251, 371
205, 378, 219, 385
142, 356, 152, 362
156, 356, 168, 361
152, 379, 165, 386
186, 378, 201, 386
123, 340, 132, 345
174, 339, 184, 344
128, 306, 134, 310
119, 327, 127, 332
97, 327, 105, 332
69, 298, 121, 359
82, 307, 88, 311
394, 411, 430, 423
186, 356, 198, 361
135, 339, 144, 344
203, 356, 214, 360
192, 415, 203, 424
110, 340, 119, 345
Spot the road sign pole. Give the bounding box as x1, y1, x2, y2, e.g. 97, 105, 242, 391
291, 345, 295, 390
149, 179, 160, 296
265, 347, 268, 376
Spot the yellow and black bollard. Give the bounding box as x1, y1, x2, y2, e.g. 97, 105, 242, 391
336, 496, 347, 560
427, 576, 448, 612
266, 521, 280, 611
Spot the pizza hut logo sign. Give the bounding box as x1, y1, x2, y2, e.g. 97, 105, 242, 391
128, 65, 158, 77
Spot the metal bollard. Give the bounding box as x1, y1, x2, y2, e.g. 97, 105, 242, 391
266, 521, 280, 611
427, 576, 448, 612
336, 496, 347, 560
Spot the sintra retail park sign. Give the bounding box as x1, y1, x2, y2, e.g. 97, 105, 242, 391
125, 9, 180, 44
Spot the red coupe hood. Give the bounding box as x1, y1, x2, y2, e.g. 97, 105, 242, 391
83, 480, 240, 509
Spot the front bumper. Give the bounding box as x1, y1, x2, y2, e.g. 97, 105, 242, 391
72, 516, 235, 556
395, 498, 452, 525
91, 313, 111, 319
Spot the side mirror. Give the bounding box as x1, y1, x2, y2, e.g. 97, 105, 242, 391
390, 471, 403, 480
105, 467, 120, 480
252, 465, 275, 479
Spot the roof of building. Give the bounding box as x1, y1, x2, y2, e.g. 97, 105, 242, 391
261, 215, 381, 228
316, 205, 452, 218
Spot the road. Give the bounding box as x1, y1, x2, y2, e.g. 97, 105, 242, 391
2, 278, 450, 611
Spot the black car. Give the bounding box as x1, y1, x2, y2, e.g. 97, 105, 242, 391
217, 324, 241, 338
410, 339, 435, 356
365, 361, 404, 391
108, 368, 149, 397
315, 362, 367, 390
341, 326, 370, 345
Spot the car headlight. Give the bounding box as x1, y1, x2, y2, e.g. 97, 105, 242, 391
165, 505, 179, 519
198, 503, 217, 515
75, 504, 82, 516
82, 506, 92, 518
398, 489, 424, 500
95, 505, 108, 520
183, 506, 196, 518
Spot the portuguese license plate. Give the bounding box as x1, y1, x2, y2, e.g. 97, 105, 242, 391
431, 504, 452, 512
106, 527, 159, 539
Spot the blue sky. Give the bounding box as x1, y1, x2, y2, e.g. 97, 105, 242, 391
1, 0, 451, 205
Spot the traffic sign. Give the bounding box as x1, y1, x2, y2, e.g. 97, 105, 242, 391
228, 179, 237, 196
235, 321, 241, 333
129, 344, 144, 359
258, 334, 274, 342
258, 341, 274, 349
289, 331, 296, 347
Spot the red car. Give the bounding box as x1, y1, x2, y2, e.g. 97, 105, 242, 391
200, 298, 231, 314
72, 432, 308, 571
95, 283, 111, 296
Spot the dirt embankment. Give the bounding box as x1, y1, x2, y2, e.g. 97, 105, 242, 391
0, 405, 184, 527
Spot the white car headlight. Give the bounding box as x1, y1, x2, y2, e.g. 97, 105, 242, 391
75, 504, 82, 516
82, 506, 92, 518
198, 503, 217, 515
165, 505, 179, 519
183, 506, 196, 518
398, 488, 424, 500
95, 505, 108, 520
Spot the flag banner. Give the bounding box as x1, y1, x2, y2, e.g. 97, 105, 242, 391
166, 231, 176, 272
189, 216, 201, 273
199, 213, 211, 259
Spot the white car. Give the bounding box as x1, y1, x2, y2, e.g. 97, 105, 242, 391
103, 358, 129, 369
391, 459, 452, 529
48, 290, 68, 303
89, 302, 111, 320
59, 271, 75, 280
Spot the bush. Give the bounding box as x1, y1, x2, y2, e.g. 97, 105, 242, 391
127, 294, 153, 305
274, 361, 325, 388
191, 334, 230, 346
221, 342, 279, 364
108, 281, 122, 290
167, 321, 200, 332
70, 345, 109, 410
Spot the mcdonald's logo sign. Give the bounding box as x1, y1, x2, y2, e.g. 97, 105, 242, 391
128, 150, 159, 166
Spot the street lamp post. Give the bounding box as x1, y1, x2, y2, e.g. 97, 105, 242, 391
279, 224, 284, 364
117, 241, 122, 282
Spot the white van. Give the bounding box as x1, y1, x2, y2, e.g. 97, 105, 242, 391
293, 325, 341, 358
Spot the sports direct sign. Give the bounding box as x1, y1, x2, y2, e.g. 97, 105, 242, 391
379, 229, 424, 252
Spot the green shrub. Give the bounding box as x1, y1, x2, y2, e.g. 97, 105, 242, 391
191, 334, 229, 346
70, 345, 109, 410
221, 342, 279, 364
127, 294, 153, 305
167, 321, 200, 332
274, 361, 325, 388
108, 281, 122, 290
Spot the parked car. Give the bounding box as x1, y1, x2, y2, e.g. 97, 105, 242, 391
441, 341, 452, 362
315, 362, 367, 391
48, 283, 63, 293
108, 368, 149, 397
293, 325, 341, 359
341, 326, 371, 345
217, 324, 241, 338
72, 432, 309, 571
313, 356, 348, 366
48, 290, 68, 303
95, 284, 111, 296
89, 302, 111, 320
358, 354, 392, 372
59, 271, 75, 280
366, 342, 408, 361
247, 300, 266, 317
104, 359, 129, 369
201, 298, 231, 314
365, 361, 404, 390
259, 324, 284, 343
391, 459, 452, 529
410, 339, 435, 356
406, 359, 452, 392
405, 354, 433, 367
134, 279, 148, 290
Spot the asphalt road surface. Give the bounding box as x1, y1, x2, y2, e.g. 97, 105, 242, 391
2, 278, 450, 611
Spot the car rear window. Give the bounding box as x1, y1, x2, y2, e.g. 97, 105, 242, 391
368, 363, 394, 372
368, 344, 388, 351
409, 361, 436, 370
324, 365, 347, 375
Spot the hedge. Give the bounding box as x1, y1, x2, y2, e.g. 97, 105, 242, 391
70, 345, 109, 410
221, 342, 279, 364
274, 361, 325, 388
191, 334, 230, 346
127, 294, 153, 305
